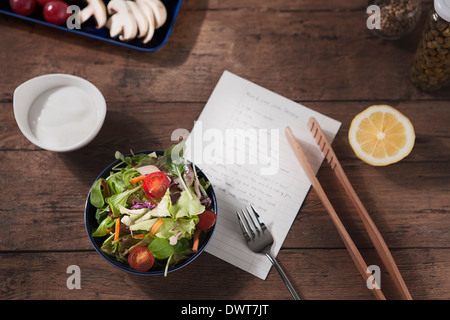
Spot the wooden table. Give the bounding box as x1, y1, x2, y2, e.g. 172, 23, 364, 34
0, 0, 449, 300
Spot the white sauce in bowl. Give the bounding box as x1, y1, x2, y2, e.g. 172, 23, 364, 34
28, 86, 98, 149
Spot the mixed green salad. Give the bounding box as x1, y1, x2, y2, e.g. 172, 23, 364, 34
89, 143, 216, 275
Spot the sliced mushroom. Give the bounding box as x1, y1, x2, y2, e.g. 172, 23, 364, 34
136, 164, 160, 175
143, 0, 167, 29
127, 1, 149, 38
135, 0, 155, 43
106, 0, 138, 41
79, 0, 107, 29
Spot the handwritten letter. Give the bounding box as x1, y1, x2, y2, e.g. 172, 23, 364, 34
185, 71, 341, 279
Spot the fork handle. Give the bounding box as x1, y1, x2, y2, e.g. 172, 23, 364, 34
265, 252, 300, 300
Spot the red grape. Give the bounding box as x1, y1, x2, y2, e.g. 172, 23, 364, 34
42, 1, 70, 25
9, 0, 37, 16
37, 0, 54, 6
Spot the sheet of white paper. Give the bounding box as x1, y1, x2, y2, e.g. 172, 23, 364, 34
184, 71, 341, 280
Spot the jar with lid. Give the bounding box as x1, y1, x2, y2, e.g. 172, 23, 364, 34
410, 0, 450, 92
372, 0, 422, 40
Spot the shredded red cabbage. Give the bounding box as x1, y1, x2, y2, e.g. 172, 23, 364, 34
130, 200, 156, 209
171, 219, 181, 231
200, 197, 212, 208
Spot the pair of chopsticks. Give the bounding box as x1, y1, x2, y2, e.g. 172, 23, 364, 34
286, 118, 412, 300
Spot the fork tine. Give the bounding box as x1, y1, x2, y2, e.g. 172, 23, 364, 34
245, 206, 261, 234
236, 210, 252, 241
241, 209, 257, 238
249, 204, 267, 231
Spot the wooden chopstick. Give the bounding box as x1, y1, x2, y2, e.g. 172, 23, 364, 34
285, 126, 386, 300
306, 117, 412, 300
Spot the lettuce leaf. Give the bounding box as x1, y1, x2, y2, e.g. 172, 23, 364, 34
128, 190, 171, 226
100, 234, 123, 261
105, 185, 141, 217
169, 187, 205, 219
129, 217, 158, 232
129, 216, 198, 240
154, 217, 199, 240
147, 190, 171, 218
119, 205, 150, 226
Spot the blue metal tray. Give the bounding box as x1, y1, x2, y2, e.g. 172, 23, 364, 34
0, 0, 182, 52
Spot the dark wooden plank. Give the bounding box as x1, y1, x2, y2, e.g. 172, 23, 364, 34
0, 1, 447, 104
2, 100, 449, 155
0, 248, 448, 300
199, 0, 368, 11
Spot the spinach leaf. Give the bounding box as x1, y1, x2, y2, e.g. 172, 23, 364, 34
132, 152, 158, 167
149, 238, 191, 262
115, 151, 158, 168
92, 216, 115, 237
172, 238, 191, 255
163, 238, 192, 277
95, 207, 109, 224
107, 171, 128, 195
90, 178, 105, 208
115, 151, 132, 166
149, 238, 174, 260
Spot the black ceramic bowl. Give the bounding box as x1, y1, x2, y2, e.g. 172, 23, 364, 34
84, 150, 217, 276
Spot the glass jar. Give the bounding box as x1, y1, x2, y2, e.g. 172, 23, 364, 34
410, 0, 450, 92
372, 0, 422, 40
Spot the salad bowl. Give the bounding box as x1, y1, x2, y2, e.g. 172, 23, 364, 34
84, 149, 217, 276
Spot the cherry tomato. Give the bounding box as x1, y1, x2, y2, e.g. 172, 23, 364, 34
196, 210, 217, 231
42, 0, 69, 25
143, 172, 170, 198
128, 246, 155, 272
9, 0, 36, 16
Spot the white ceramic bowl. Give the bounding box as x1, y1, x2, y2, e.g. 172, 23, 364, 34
13, 74, 107, 152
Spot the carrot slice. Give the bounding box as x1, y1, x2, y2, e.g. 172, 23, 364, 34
130, 175, 147, 184
150, 218, 164, 236
114, 218, 121, 242
192, 229, 201, 253
133, 233, 146, 239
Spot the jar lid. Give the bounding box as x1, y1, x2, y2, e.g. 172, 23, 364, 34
435, 0, 450, 22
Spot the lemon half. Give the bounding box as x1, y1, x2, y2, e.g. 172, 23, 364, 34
348, 105, 415, 166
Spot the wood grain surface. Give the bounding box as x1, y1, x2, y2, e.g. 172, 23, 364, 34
0, 0, 449, 300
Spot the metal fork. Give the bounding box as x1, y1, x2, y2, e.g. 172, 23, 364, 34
237, 205, 300, 300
